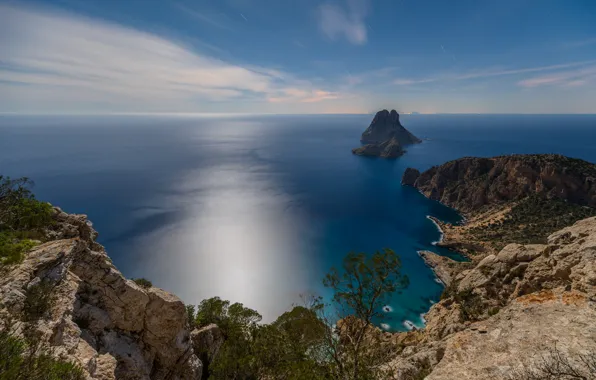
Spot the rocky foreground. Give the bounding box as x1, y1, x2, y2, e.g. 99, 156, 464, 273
388, 217, 596, 379
352, 110, 421, 158
0, 209, 220, 380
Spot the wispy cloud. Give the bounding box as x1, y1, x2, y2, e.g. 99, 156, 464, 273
561, 38, 596, 49
392, 61, 596, 86
0, 4, 341, 112
175, 3, 234, 30
517, 65, 596, 88
317, 0, 369, 45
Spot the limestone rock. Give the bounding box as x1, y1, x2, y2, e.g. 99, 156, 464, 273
418, 251, 461, 286
191, 324, 224, 371
404, 154, 596, 214
0, 208, 202, 380
389, 216, 596, 379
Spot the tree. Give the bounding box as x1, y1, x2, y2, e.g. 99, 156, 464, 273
195, 249, 409, 380
318, 248, 409, 380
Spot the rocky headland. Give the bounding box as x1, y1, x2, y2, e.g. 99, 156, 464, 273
403, 154, 596, 256
352, 109, 421, 158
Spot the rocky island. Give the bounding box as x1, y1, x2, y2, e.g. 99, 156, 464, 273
352, 109, 421, 158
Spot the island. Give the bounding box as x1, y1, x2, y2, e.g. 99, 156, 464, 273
352, 109, 421, 158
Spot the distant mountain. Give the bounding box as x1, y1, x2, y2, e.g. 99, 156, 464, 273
352, 109, 421, 158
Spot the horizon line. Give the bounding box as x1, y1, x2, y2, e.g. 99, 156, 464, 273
1, 112, 596, 117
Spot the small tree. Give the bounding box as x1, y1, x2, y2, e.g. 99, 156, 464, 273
318, 248, 410, 380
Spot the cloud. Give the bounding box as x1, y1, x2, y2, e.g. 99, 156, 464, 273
0, 4, 340, 113
317, 0, 369, 45
392, 61, 596, 86
517, 65, 596, 88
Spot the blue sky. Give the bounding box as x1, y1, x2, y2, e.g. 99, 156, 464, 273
1, 0, 595, 114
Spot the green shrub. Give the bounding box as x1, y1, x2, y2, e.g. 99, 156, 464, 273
0, 176, 54, 267
23, 280, 56, 321
0, 330, 85, 380
133, 278, 152, 288
454, 288, 485, 321
0, 231, 38, 265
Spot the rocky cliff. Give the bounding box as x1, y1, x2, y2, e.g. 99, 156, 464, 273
0, 208, 203, 380
402, 154, 596, 256
402, 154, 596, 214
352, 110, 421, 158
388, 217, 596, 379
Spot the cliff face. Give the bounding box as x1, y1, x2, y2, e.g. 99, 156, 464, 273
403, 154, 596, 214
0, 209, 202, 380
389, 217, 596, 379
352, 110, 421, 158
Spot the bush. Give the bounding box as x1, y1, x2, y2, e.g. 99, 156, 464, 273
0, 329, 85, 380
133, 278, 152, 288
454, 288, 484, 321
0, 231, 38, 265
0, 176, 53, 267
23, 280, 56, 321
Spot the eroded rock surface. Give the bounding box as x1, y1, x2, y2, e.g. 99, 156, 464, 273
388, 217, 596, 379
402, 154, 596, 214
0, 208, 202, 380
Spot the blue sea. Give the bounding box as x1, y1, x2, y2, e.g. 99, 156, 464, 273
1, 114, 595, 331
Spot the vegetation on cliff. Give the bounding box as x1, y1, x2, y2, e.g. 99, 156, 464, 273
464, 194, 596, 252
404, 154, 596, 255
0, 176, 53, 265
186, 249, 410, 380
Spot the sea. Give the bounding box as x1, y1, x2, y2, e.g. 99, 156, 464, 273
1, 114, 595, 331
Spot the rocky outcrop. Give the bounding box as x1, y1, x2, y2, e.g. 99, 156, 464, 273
418, 251, 460, 286
191, 324, 224, 377
402, 154, 596, 214
401, 168, 420, 186
352, 136, 404, 158
0, 208, 202, 380
352, 110, 421, 158
388, 217, 596, 379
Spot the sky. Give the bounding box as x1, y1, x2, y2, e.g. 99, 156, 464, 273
0, 0, 595, 114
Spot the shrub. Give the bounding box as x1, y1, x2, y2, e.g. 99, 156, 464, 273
0, 231, 38, 265
0, 176, 54, 267
454, 288, 484, 321
23, 280, 56, 321
0, 329, 85, 380
132, 278, 152, 288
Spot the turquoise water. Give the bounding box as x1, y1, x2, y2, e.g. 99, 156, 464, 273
1, 114, 595, 331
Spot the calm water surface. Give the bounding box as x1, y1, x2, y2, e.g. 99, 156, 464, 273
1, 114, 595, 331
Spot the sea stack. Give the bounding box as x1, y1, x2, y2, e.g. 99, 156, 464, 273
352, 109, 421, 158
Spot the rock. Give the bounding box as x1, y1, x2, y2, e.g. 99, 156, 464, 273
360, 109, 421, 145
406, 154, 596, 214
390, 216, 596, 379
191, 324, 224, 372
418, 251, 461, 286
401, 168, 421, 186
0, 209, 202, 380
352, 136, 404, 158
352, 110, 421, 158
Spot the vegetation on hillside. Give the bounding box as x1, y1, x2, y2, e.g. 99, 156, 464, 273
0, 176, 53, 266
463, 194, 596, 253
187, 249, 410, 380
0, 328, 85, 380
